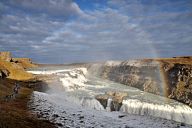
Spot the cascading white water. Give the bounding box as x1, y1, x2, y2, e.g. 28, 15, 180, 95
120, 99, 192, 125
106, 98, 113, 112
58, 68, 88, 91
28, 67, 192, 126
27, 69, 71, 74
80, 97, 104, 110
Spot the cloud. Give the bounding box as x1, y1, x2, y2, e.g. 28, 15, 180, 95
2, 0, 84, 17
108, 0, 192, 56
0, 0, 191, 63
41, 8, 156, 60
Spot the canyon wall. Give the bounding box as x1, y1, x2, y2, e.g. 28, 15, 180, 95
92, 57, 192, 107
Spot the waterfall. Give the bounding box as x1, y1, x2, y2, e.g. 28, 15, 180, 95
80, 97, 104, 110
58, 68, 88, 91
120, 99, 192, 125
106, 97, 113, 112
28, 66, 192, 126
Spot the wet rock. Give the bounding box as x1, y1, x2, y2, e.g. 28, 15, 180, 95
56, 123, 63, 127
95, 94, 108, 108
95, 91, 128, 111
118, 115, 126, 118
79, 116, 84, 119
52, 114, 59, 118
80, 120, 84, 123
180, 123, 185, 126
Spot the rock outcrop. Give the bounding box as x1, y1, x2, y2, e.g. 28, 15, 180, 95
166, 64, 192, 107
0, 68, 10, 78
0, 51, 37, 80
12, 58, 37, 69
0, 52, 12, 62
95, 91, 128, 111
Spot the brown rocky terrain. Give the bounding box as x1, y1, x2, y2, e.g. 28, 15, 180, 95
0, 52, 37, 80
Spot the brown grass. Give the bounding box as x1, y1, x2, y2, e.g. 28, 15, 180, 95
155, 57, 192, 65
142, 57, 192, 65
0, 78, 56, 128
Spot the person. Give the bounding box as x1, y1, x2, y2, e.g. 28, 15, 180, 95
13, 82, 20, 94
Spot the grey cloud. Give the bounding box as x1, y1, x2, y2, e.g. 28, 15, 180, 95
107, 0, 192, 57
3, 0, 84, 17
41, 8, 157, 61
0, 13, 65, 56
0, 0, 191, 63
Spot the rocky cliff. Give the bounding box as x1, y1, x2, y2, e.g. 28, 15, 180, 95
94, 57, 192, 107
99, 60, 163, 95
165, 63, 192, 107
0, 52, 37, 80
12, 58, 37, 69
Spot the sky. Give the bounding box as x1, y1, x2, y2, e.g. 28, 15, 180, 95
0, 0, 192, 64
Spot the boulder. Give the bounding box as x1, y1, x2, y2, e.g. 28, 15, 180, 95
95, 91, 128, 111
0, 69, 10, 78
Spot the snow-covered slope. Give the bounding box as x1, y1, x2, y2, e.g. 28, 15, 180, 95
29, 91, 190, 128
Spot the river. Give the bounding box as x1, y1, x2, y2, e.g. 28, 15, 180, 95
27, 67, 192, 128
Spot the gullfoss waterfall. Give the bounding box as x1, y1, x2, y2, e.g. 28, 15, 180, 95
28, 67, 192, 127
